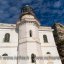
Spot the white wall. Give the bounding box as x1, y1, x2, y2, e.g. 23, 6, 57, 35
0, 28, 18, 64
18, 22, 42, 64
0, 47, 17, 64
0, 28, 18, 46
0, 23, 62, 64
39, 27, 62, 64
19, 22, 40, 43
39, 30, 56, 46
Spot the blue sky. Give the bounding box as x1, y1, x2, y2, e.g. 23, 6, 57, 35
0, 0, 64, 26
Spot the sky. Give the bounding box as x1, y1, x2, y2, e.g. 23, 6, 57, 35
0, 0, 64, 26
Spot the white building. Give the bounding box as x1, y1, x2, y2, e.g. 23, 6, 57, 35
0, 5, 62, 64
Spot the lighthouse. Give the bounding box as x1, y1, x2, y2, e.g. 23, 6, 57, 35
16, 5, 62, 64
17, 5, 42, 64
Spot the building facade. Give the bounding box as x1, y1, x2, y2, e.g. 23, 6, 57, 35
0, 5, 62, 64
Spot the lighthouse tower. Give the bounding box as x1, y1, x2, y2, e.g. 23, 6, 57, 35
17, 5, 42, 64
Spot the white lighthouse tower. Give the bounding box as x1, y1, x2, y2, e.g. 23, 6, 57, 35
17, 5, 42, 64
16, 5, 62, 64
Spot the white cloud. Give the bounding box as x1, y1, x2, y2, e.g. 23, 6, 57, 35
54, 1, 61, 8
21, 0, 32, 3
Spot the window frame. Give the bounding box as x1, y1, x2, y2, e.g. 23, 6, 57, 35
4, 33, 10, 42
43, 35, 48, 43
31, 53, 36, 63
29, 30, 32, 37
2, 53, 8, 56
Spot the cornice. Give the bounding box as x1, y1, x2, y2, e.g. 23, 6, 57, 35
16, 18, 40, 28
0, 23, 16, 29
39, 26, 54, 31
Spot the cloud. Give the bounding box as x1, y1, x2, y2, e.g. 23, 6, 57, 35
19, 0, 32, 4
0, 0, 8, 5
8, 7, 20, 15
54, 1, 61, 8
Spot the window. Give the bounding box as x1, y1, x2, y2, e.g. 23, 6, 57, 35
2, 53, 8, 56
4, 33, 10, 42
29, 30, 32, 37
31, 53, 36, 63
47, 52, 50, 54
43, 35, 48, 43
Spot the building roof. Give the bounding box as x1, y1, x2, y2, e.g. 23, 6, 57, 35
0, 23, 16, 29
21, 5, 35, 16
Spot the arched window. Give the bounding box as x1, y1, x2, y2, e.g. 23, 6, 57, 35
47, 52, 50, 54
31, 53, 36, 63
2, 53, 8, 56
4, 33, 10, 42
2, 53, 8, 64
29, 30, 32, 37
47, 52, 53, 64
43, 35, 48, 43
